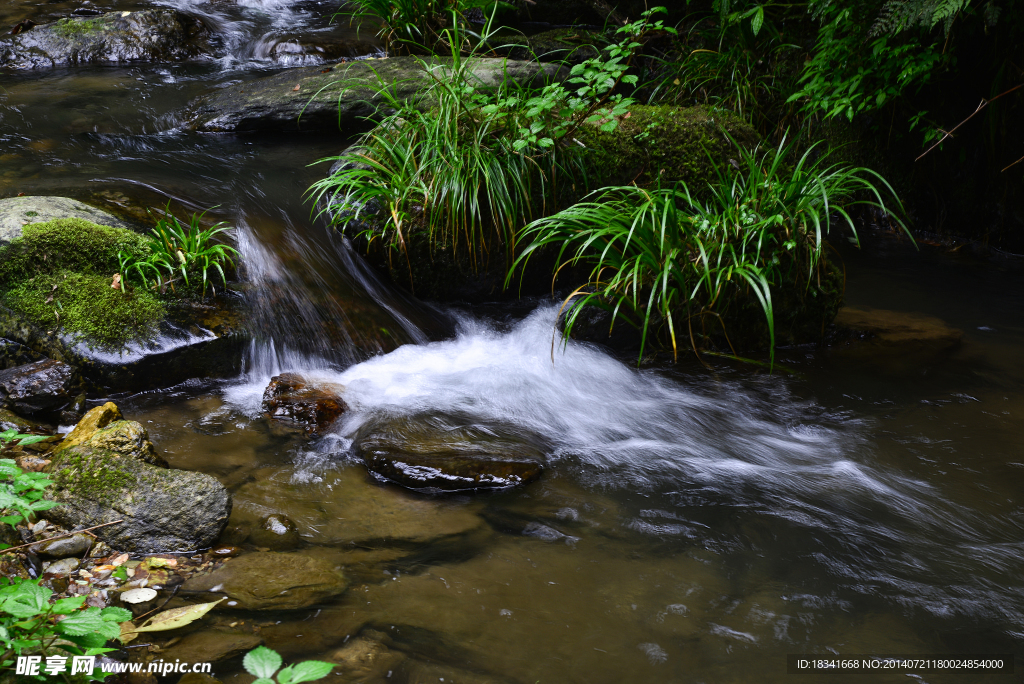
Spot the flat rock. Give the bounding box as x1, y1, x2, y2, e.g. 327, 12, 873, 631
0, 196, 133, 248
160, 629, 262, 663
43, 442, 231, 553
833, 306, 963, 351
33, 532, 92, 558
355, 415, 545, 492
185, 56, 565, 133
0, 10, 215, 70
231, 466, 484, 546
261, 373, 347, 435
180, 551, 348, 610
0, 359, 75, 416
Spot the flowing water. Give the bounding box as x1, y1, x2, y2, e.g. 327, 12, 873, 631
3, 2, 1024, 682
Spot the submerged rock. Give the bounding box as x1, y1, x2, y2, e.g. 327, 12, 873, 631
159, 629, 263, 663
355, 415, 545, 492
0, 196, 134, 248
231, 466, 484, 546
832, 306, 963, 351
261, 373, 347, 435
0, 359, 76, 417
185, 56, 564, 133
0, 10, 216, 69
248, 513, 302, 550
180, 551, 348, 610
43, 404, 231, 552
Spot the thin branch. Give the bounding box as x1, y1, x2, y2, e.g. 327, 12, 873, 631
916, 83, 1024, 162
1001, 153, 1024, 173
0, 519, 125, 554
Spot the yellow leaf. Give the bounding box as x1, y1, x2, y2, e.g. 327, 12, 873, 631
119, 622, 137, 644
132, 599, 224, 634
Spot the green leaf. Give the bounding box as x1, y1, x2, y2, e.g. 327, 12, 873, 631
52, 597, 87, 615
56, 607, 105, 636
100, 607, 132, 622
1, 581, 51, 618
244, 646, 282, 679
15, 436, 47, 446
286, 661, 335, 683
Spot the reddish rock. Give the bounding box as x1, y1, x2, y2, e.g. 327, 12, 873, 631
260, 373, 347, 434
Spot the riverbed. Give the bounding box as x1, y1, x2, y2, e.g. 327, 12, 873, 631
3, 1, 1023, 682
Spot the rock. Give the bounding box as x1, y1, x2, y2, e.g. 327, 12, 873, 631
73, 420, 167, 467
180, 551, 348, 610
231, 467, 484, 546
355, 416, 545, 492
832, 306, 963, 351
325, 637, 405, 681
42, 557, 81, 575
0, 359, 76, 416
0, 338, 46, 371
43, 442, 231, 553
0, 196, 134, 248
490, 28, 602, 65
0, 407, 40, 433
0, 10, 216, 70
160, 630, 262, 663
57, 402, 122, 453
33, 532, 93, 558
185, 56, 565, 133
59, 393, 87, 426
258, 35, 380, 66
177, 675, 222, 684
261, 373, 347, 434
248, 514, 301, 551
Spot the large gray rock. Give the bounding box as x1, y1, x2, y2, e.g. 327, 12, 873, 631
185, 56, 565, 133
0, 10, 215, 70
0, 359, 75, 416
43, 409, 231, 552
0, 196, 133, 248
180, 551, 348, 610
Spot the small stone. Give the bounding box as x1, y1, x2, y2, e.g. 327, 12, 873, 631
33, 532, 93, 558
248, 514, 301, 551
261, 373, 347, 434
43, 557, 80, 575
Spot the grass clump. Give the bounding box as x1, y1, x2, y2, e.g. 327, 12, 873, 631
0, 218, 163, 350
511, 138, 908, 365
342, 0, 516, 52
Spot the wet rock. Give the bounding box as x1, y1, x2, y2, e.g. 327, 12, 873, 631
176, 675, 222, 684
0, 359, 75, 416
43, 557, 81, 575
832, 306, 963, 351
186, 56, 566, 133
231, 466, 484, 546
33, 532, 93, 558
160, 630, 263, 663
248, 514, 301, 550
259, 35, 380, 66
261, 373, 347, 435
490, 28, 602, 65
0, 407, 40, 433
44, 409, 231, 552
59, 393, 87, 426
355, 416, 545, 492
0, 196, 133, 248
0, 10, 216, 70
180, 551, 348, 610
0, 338, 46, 371
326, 637, 405, 681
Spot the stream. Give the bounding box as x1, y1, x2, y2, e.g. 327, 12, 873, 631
3, 1, 1024, 682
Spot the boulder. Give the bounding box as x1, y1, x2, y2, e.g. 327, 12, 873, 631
355, 416, 545, 492
159, 630, 262, 663
180, 551, 348, 610
261, 373, 347, 434
0, 359, 76, 416
185, 56, 565, 133
257, 35, 380, 66
0, 10, 216, 70
43, 404, 231, 552
0, 196, 134, 248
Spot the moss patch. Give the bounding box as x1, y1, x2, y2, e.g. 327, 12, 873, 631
0, 219, 163, 350
51, 17, 109, 38
575, 104, 761, 190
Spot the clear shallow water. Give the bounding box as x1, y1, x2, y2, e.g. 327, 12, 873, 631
5, 1, 1024, 681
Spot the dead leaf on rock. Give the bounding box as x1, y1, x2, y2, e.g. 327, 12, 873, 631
292, 84, 301, 91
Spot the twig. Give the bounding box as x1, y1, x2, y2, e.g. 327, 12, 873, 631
916, 83, 1024, 162
0, 520, 124, 554
1001, 153, 1024, 173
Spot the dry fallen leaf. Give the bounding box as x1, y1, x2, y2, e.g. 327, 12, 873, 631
110, 273, 121, 290
292, 84, 301, 91
132, 598, 225, 634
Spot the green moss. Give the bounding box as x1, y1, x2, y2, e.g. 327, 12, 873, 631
51, 17, 108, 38
575, 104, 761, 190
0, 218, 162, 350
52, 448, 135, 506
4, 271, 163, 350
0, 218, 149, 287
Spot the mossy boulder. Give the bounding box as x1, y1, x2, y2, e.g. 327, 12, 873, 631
0, 10, 215, 70
0, 196, 134, 248
185, 56, 566, 133
44, 405, 230, 552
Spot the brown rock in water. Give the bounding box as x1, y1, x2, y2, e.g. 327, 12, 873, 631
261, 373, 347, 434
833, 306, 962, 351
180, 551, 348, 610
160, 629, 262, 664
